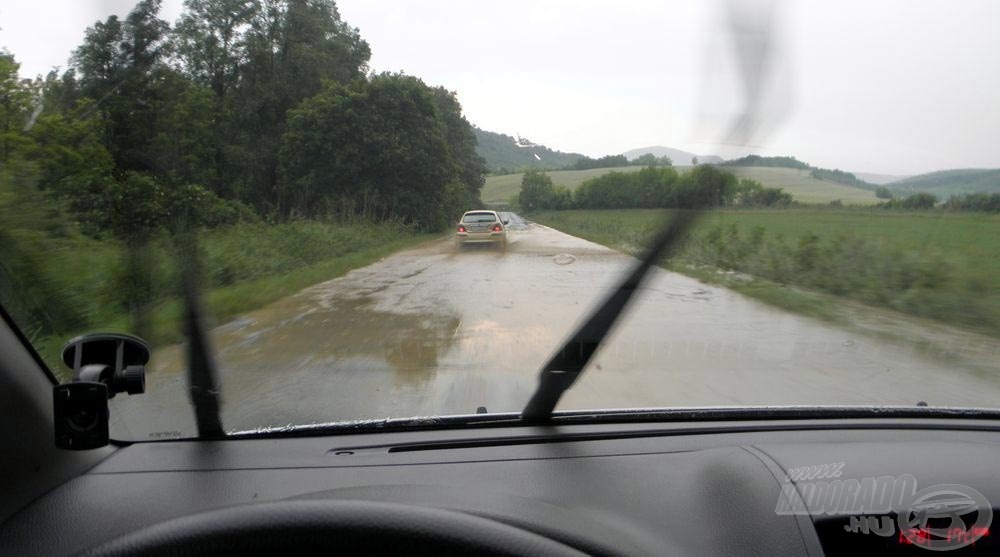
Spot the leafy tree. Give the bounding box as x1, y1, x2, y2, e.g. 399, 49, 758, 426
280, 73, 460, 229
902, 193, 937, 209
875, 186, 893, 199
518, 169, 557, 210
0, 52, 37, 161
228, 0, 371, 212
734, 179, 792, 207
71, 0, 171, 173
431, 87, 487, 207
173, 0, 257, 101
632, 153, 658, 166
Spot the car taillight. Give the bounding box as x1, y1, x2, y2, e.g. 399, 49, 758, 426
457, 225, 466, 232
492, 224, 502, 232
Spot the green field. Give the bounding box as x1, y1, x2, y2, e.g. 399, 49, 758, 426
483, 166, 879, 206
726, 167, 879, 205
531, 208, 1000, 336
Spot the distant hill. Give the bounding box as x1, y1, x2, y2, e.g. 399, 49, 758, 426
622, 146, 723, 165
884, 169, 1000, 198
473, 128, 584, 172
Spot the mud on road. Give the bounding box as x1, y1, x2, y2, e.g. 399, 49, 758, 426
112, 213, 1000, 438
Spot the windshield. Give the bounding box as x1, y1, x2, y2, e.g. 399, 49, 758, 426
462, 213, 497, 223
1, 0, 998, 440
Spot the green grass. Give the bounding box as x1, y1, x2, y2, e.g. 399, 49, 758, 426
5, 222, 435, 377
726, 167, 879, 205
483, 165, 879, 206
531, 208, 1000, 336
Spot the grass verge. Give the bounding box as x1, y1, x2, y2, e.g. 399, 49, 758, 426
5, 222, 437, 378
531, 208, 1000, 338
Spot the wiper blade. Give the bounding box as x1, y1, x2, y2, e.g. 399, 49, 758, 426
521, 210, 700, 421
178, 234, 225, 437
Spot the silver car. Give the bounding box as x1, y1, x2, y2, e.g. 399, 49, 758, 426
456, 210, 508, 248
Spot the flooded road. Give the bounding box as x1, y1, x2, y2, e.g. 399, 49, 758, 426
112, 214, 1000, 439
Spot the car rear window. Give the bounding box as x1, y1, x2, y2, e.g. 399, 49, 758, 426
462, 213, 497, 223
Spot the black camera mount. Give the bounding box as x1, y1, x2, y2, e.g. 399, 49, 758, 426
53, 333, 150, 450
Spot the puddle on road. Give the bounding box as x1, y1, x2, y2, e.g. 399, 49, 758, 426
116, 284, 463, 438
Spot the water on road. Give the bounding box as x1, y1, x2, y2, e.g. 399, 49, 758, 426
111, 214, 1000, 439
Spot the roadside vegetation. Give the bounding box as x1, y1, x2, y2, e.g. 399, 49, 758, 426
3, 208, 433, 373
531, 209, 1000, 337
0, 0, 478, 371
518, 166, 792, 211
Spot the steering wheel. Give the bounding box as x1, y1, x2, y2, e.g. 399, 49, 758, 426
80, 500, 585, 556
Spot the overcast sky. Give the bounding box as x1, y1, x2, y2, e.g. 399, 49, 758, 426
2, 0, 998, 175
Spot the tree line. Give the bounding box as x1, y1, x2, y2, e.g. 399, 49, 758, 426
567, 154, 630, 171
719, 154, 809, 170
518, 165, 792, 211
1, 0, 486, 236
877, 192, 1000, 212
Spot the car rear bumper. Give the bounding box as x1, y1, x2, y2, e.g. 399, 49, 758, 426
456, 232, 506, 244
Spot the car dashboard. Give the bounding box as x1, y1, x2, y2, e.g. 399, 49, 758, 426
2, 417, 999, 555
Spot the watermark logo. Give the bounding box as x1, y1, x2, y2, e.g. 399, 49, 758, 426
774, 463, 992, 551
896, 484, 992, 551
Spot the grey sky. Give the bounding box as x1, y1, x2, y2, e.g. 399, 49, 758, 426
2, 0, 998, 175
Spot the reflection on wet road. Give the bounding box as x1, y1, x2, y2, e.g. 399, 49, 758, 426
111, 213, 1000, 438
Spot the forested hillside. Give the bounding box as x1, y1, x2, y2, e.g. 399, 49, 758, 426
472, 128, 584, 172
885, 169, 1000, 197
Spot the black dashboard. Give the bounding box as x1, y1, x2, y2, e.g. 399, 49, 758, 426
2, 417, 999, 555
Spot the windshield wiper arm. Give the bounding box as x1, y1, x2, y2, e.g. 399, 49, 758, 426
521, 210, 700, 421
178, 235, 225, 437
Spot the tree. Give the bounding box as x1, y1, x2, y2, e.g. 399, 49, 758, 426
875, 186, 893, 199
902, 192, 937, 210
431, 87, 487, 207
172, 0, 259, 196
173, 0, 257, 100
518, 169, 556, 210
632, 153, 658, 166
227, 0, 372, 212
71, 0, 171, 173
280, 73, 460, 229
0, 52, 37, 162
691, 156, 698, 165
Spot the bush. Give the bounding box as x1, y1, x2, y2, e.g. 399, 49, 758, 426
879, 192, 938, 210
943, 193, 1000, 212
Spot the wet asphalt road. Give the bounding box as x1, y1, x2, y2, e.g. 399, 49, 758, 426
111, 214, 1000, 439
